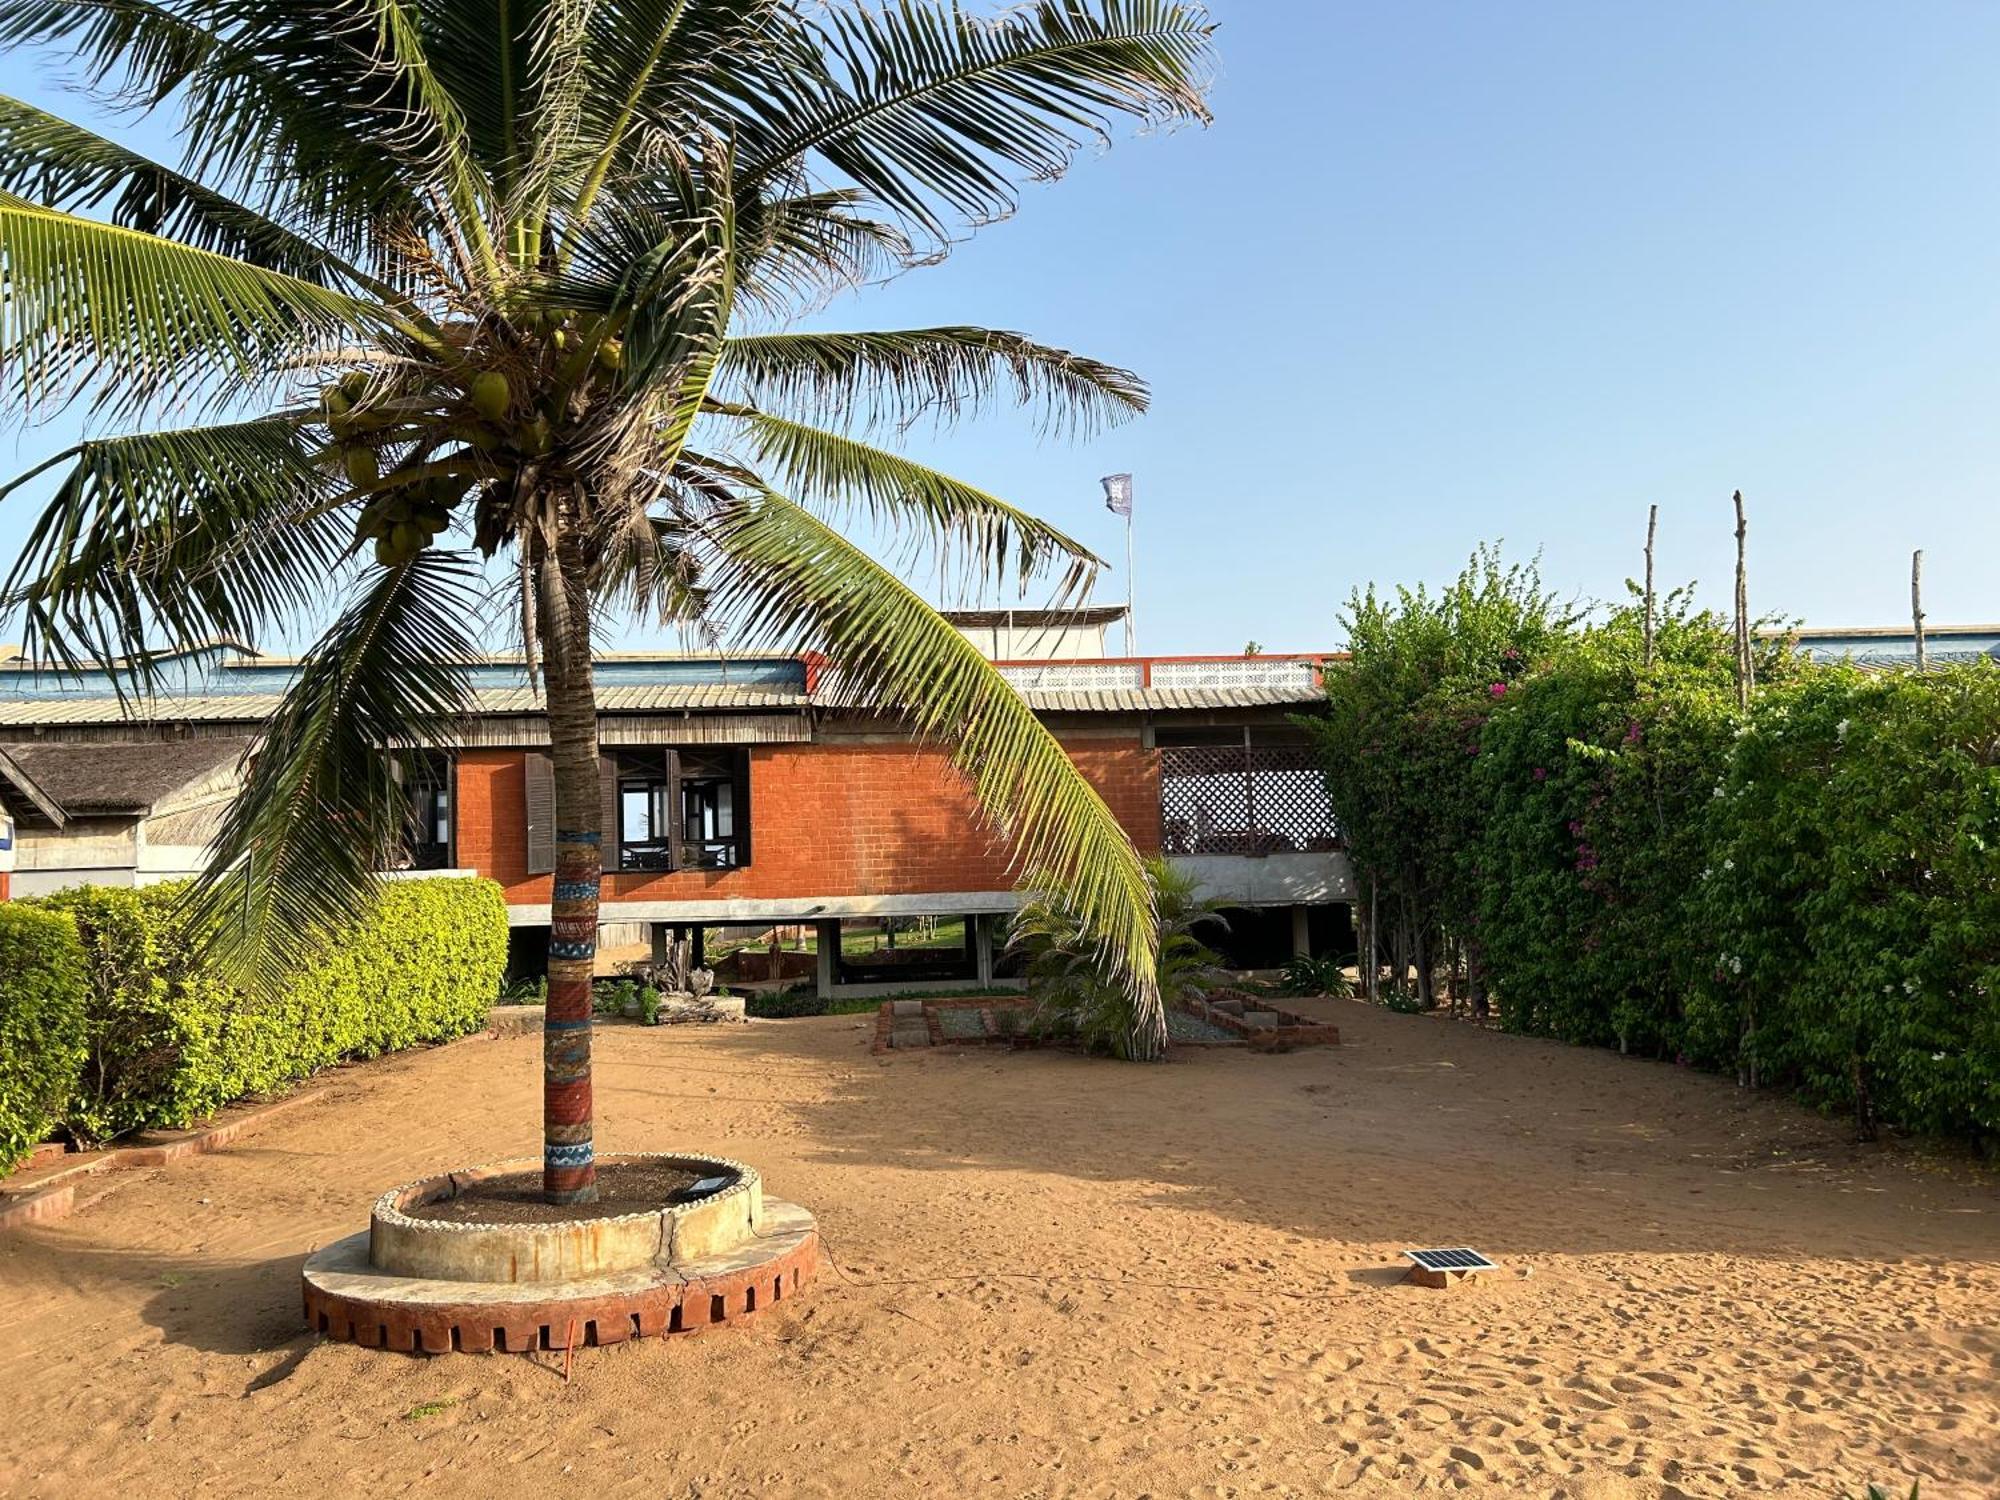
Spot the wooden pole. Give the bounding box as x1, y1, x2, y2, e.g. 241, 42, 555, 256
1642, 503, 1659, 669
1912, 549, 1928, 671
1732, 491, 1752, 711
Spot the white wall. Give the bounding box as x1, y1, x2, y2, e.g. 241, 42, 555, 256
13, 818, 139, 896
953, 621, 1114, 660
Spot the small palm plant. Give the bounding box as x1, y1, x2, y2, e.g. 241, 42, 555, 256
1010, 857, 1228, 1057
0, 1, 1215, 1199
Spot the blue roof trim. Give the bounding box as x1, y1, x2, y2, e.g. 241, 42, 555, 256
0, 651, 810, 702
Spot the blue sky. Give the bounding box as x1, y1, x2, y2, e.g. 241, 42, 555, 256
6, 2, 1999, 655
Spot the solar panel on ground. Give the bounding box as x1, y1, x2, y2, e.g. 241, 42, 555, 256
1403, 1248, 1498, 1274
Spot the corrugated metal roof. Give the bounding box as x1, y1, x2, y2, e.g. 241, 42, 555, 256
0, 683, 809, 727
0, 680, 1305, 730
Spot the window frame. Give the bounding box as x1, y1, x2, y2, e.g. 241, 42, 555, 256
609, 747, 751, 873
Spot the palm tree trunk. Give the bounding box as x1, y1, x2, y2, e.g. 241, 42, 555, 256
538, 529, 601, 1205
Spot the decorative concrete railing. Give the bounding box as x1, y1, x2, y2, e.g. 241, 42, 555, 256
992, 655, 1331, 693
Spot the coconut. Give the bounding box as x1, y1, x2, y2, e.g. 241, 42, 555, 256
470, 370, 511, 421
343, 445, 379, 488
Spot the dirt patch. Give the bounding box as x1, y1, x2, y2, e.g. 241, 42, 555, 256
400, 1162, 712, 1224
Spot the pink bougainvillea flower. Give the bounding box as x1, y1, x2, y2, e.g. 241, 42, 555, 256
1489, 682, 1508, 698
1532, 767, 1548, 782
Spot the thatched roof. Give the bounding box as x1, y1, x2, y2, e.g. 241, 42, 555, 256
0, 737, 250, 823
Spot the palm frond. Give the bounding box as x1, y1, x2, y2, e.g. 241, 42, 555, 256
0, 94, 362, 285
0, 1, 423, 256
0, 418, 347, 685
707, 403, 1100, 596
719, 326, 1148, 437
731, 187, 914, 317
346, 0, 498, 277
502, 0, 595, 255
567, 0, 776, 232
734, 0, 1214, 241
183, 549, 483, 982
699, 483, 1163, 1057
595, 508, 711, 629
0, 197, 391, 416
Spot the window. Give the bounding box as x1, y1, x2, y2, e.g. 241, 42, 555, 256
395, 752, 454, 870
611, 748, 750, 872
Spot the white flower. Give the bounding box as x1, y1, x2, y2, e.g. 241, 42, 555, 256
1712, 785, 1726, 800
1932, 1052, 1947, 1062
1723, 858, 1734, 871
1903, 979, 1918, 996
1728, 955, 1743, 976
1835, 719, 1851, 742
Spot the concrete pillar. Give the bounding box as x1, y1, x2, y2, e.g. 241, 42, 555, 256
650, 923, 670, 964
814, 919, 841, 1000
1291, 904, 1312, 959
973, 913, 996, 985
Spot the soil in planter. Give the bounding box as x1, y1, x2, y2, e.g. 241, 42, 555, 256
401, 1162, 720, 1225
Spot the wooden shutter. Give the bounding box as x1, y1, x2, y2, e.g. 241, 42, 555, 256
524, 753, 555, 875
600, 755, 621, 874
732, 749, 750, 868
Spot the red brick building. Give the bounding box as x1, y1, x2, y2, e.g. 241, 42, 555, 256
0, 639, 1354, 996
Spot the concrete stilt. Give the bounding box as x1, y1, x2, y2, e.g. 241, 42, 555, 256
814, 920, 840, 1000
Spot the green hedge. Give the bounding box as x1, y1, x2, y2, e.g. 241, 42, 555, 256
25, 876, 507, 1151
1691, 668, 2000, 1140
1308, 548, 2000, 1149
0, 905, 89, 1171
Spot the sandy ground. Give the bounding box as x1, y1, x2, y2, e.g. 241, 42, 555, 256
1, 1002, 1994, 1500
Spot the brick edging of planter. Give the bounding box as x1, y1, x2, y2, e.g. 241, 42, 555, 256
0, 1088, 325, 1232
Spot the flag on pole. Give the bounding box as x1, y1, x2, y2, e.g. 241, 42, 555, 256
1101, 473, 1134, 516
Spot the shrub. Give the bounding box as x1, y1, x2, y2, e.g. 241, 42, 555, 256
1472, 596, 1741, 1054
746, 988, 825, 1019
1693, 667, 2000, 1142
36, 876, 506, 1144
1009, 858, 1227, 1058
1281, 954, 1354, 997
0, 905, 89, 1170
1307, 544, 2000, 1148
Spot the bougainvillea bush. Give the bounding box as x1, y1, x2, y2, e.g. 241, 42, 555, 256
1691, 666, 2000, 1142
1309, 547, 2000, 1149
1473, 596, 1743, 1057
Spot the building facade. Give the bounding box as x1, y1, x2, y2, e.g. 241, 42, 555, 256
0, 643, 1353, 994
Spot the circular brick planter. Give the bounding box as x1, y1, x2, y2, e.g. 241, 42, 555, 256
303, 1152, 816, 1354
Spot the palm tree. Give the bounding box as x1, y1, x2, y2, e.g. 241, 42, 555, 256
1008, 855, 1227, 1057
0, 1, 1215, 1202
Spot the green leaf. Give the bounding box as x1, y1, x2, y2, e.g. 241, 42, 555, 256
735, 0, 1214, 241
0, 417, 346, 688
0, 197, 389, 416
709, 403, 1100, 596
699, 483, 1164, 1058
184, 551, 484, 985
718, 326, 1147, 437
